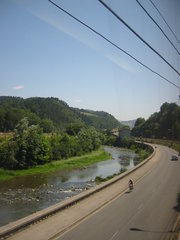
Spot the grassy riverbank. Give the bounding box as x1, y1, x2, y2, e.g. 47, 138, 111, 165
0, 148, 111, 180
95, 167, 127, 183
0, 147, 111, 181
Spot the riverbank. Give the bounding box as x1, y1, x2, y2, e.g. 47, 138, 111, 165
0, 141, 153, 182
0, 147, 111, 181
0, 143, 158, 239
0, 146, 138, 227
95, 167, 127, 183
94, 145, 153, 183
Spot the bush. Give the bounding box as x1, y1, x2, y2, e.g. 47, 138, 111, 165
0, 119, 104, 170
49, 128, 103, 160
0, 118, 50, 169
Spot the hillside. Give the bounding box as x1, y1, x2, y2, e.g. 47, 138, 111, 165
77, 109, 121, 130
0, 96, 83, 132
132, 102, 180, 140
0, 96, 121, 132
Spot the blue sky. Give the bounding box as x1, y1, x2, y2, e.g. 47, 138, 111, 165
0, 0, 180, 120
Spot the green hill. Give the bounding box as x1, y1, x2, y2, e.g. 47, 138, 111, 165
77, 109, 121, 130
132, 102, 180, 140
0, 96, 121, 132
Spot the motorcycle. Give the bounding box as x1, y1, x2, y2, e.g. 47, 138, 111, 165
129, 181, 134, 191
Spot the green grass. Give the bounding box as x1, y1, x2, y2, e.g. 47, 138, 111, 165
80, 112, 97, 117
134, 149, 151, 165
143, 138, 180, 153
0, 148, 111, 181
0, 169, 15, 180
95, 167, 127, 183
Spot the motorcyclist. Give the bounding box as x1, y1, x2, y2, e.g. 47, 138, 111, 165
129, 179, 134, 190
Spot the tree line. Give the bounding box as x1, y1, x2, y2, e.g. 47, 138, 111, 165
0, 118, 104, 170
132, 102, 180, 140
0, 96, 121, 132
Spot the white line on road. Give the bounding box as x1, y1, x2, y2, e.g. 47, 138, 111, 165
138, 204, 144, 211
109, 231, 119, 240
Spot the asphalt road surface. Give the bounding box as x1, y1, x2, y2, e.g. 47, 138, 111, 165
56, 145, 180, 240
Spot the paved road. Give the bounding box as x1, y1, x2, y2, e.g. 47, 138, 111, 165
56, 145, 180, 240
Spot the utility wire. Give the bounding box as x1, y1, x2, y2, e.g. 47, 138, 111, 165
149, 0, 180, 44
48, 0, 180, 90
98, 0, 180, 77
136, 0, 180, 55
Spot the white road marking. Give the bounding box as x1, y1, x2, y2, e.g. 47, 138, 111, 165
138, 204, 144, 211
109, 231, 119, 240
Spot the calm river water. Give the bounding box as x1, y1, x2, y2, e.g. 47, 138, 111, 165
0, 146, 137, 227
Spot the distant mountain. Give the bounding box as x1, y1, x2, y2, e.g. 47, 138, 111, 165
0, 96, 121, 132
131, 102, 180, 140
121, 119, 136, 129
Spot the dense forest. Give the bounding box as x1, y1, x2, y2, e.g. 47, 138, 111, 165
0, 96, 121, 132
1, 97, 177, 171
77, 109, 122, 130
0, 96, 122, 170
132, 102, 180, 140
0, 118, 105, 170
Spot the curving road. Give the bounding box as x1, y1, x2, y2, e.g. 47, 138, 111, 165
5, 145, 180, 240
56, 145, 180, 240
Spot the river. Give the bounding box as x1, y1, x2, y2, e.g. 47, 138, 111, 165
0, 146, 137, 227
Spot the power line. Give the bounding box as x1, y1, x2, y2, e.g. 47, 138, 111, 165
48, 0, 180, 90
149, 0, 180, 44
136, 0, 180, 55
98, 0, 180, 77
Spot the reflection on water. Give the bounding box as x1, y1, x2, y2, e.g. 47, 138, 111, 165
0, 146, 137, 226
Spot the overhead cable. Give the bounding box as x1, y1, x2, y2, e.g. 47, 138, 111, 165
98, 0, 180, 77
48, 0, 180, 89
149, 0, 180, 44
136, 0, 180, 55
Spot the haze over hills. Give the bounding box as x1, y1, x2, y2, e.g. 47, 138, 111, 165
120, 119, 136, 129
0, 96, 121, 132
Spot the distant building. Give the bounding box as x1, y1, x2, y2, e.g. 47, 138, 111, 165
111, 128, 119, 137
